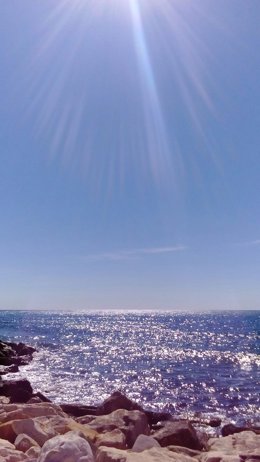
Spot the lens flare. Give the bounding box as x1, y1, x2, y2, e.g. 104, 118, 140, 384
19, 0, 232, 190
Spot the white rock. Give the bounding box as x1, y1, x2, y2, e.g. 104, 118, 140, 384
207, 431, 260, 455
132, 435, 160, 452
26, 444, 41, 459
0, 446, 28, 461
38, 431, 94, 462
96, 446, 198, 462
14, 433, 39, 452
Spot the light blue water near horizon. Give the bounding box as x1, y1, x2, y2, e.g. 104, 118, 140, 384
0, 310, 259, 428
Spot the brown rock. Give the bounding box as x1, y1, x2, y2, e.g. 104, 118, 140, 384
61, 403, 97, 417
97, 391, 144, 416
96, 446, 197, 462
96, 429, 126, 449
88, 409, 149, 448
0, 402, 66, 424
153, 420, 203, 450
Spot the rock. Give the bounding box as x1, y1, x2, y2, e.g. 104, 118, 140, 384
97, 392, 144, 416
7, 342, 36, 357
132, 434, 161, 452
14, 433, 39, 452
145, 410, 172, 426
207, 431, 260, 455
0, 340, 36, 370
96, 429, 126, 449
209, 418, 222, 428
88, 409, 149, 448
37, 431, 94, 462
0, 365, 19, 375
76, 415, 96, 425
0, 379, 33, 403
0, 438, 15, 449
165, 445, 202, 457
0, 403, 66, 424
222, 423, 260, 437
25, 444, 41, 459
28, 392, 52, 404
61, 403, 97, 417
200, 453, 241, 462
153, 420, 203, 450
0, 418, 56, 445
0, 440, 28, 461
96, 446, 197, 462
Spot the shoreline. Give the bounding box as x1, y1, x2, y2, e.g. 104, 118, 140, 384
0, 339, 259, 461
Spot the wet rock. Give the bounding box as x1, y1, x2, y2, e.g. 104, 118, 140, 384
209, 418, 222, 428
153, 420, 203, 450
61, 403, 97, 417
0, 379, 33, 403
0, 340, 36, 370
0, 365, 19, 375
97, 391, 144, 416
222, 423, 260, 437
37, 431, 94, 462
88, 409, 149, 448
145, 410, 172, 426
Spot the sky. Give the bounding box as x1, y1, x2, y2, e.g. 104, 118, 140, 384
0, 0, 259, 311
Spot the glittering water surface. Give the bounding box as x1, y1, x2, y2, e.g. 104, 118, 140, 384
0, 310, 259, 426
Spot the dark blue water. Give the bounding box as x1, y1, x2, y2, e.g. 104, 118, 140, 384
0, 310, 259, 427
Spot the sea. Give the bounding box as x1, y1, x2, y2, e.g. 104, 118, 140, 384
0, 310, 259, 429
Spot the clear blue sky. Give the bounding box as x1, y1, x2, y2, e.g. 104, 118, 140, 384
0, 0, 259, 310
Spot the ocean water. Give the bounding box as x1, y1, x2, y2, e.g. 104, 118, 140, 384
0, 310, 259, 427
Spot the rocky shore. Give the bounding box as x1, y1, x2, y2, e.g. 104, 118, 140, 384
0, 339, 259, 462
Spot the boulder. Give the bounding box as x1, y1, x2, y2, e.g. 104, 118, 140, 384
132, 434, 161, 452
0, 365, 19, 375
61, 403, 97, 417
200, 453, 241, 462
76, 415, 96, 425
37, 431, 94, 462
0, 445, 28, 461
96, 446, 198, 462
96, 429, 126, 449
0, 379, 33, 403
221, 423, 260, 437
0, 417, 56, 445
14, 433, 40, 452
167, 445, 202, 457
207, 431, 260, 455
88, 409, 149, 448
0, 340, 36, 369
145, 410, 172, 426
7, 342, 36, 357
0, 403, 66, 424
25, 444, 41, 459
97, 392, 144, 416
153, 420, 203, 450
